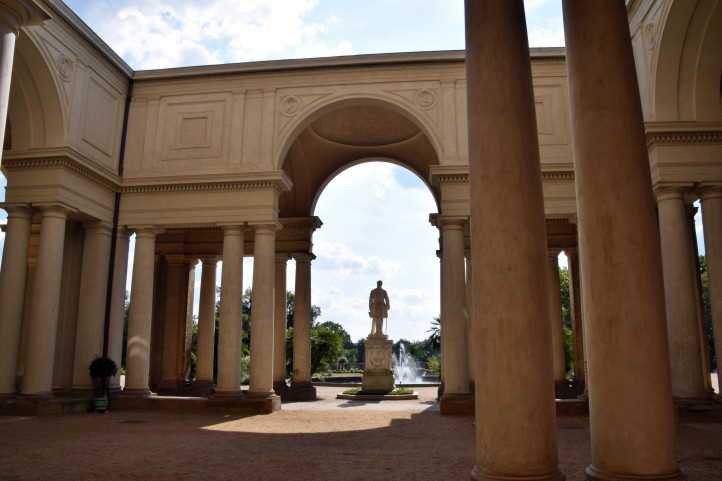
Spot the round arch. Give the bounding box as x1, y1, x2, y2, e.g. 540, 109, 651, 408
6, 30, 66, 152
275, 94, 444, 171
654, 0, 722, 121
309, 156, 441, 216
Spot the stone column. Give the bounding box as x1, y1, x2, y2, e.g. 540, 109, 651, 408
701, 186, 722, 386
248, 223, 277, 398
0, 205, 31, 395
195, 257, 218, 390
687, 204, 713, 394
123, 228, 160, 396
565, 247, 585, 385
72, 222, 113, 391
465, 2, 561, 480
465, 251, 475, 385
158, 255, 192, 393
0, 1, 48, 164
108, 228, 130, 391
547, 249, 566, 388
21, 205, 70, 396
562, 2, 681, 479
288, 252, 317, 400
657, 187, 707, 399
273, 253, 289, 394
439, 218, 470, 408
215, 226, 243, 397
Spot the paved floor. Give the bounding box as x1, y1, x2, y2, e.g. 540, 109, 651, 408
0, 386, 720, 481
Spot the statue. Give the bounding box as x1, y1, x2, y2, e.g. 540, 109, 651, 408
368, 280, 390, 338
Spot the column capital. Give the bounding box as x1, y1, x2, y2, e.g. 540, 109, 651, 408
84, 221, 114, 237
130, 226, 164, 239
276, 253, 290, 264
36, 203, 75, 219
200, 256, 220, 265
0, 0, 49, 31
548, 247, 562, 258
700, 183, 722, 201
563, 246, 578, 257
0, 202, 31, 219
654, 183, 691, 202
220, 224, 244, 236
430, 215, 467, 230
293, 252, 316, 263
249, 221, 283, 234
165, 254, 194, 266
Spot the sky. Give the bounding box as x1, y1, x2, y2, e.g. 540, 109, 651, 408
0, 1, 708, 342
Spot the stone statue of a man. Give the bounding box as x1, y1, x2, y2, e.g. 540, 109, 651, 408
368, 280, 390, 338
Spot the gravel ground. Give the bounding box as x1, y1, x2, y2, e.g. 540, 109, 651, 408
0, 386, 720, 481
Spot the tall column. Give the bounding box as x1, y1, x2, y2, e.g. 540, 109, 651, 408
108, 228, 130, 391
273, 253, 289, 394
657, 187, 707, 399
465, 2, 561, 480
0, 205, 32, 395
195, 257, 218, 388
158, 255, 192, 392
701, 186, 722, 385
72, 222, 113, 391
439, 218, 470, 407
687, 204, 713, 394
0, 2, 48, 164
21, 205, 70, 396
288, 252, 317, 401
215, 226, 243, 397
123, 228, 160, 396
248, 223, 277, 398
465, 251, 475, 386
562, 2, 681, 479
547, 249, 566, 387
565, 247, 585, 385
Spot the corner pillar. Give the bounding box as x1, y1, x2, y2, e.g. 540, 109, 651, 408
273, 253, 289, 395
287, 252, 317, 401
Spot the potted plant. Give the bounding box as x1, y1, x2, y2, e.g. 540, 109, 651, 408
88, 357, 117, 413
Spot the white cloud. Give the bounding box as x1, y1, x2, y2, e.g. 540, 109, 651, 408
80, 0, 353, 69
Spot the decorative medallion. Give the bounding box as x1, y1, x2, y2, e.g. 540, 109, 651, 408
280, 95, 302, 116
415, 89, 436, 110
57, 55, 75, 83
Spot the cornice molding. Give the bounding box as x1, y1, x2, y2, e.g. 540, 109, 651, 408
121, 179, 290, 194
430, 169, 575, 186
645, 122, 722, 147
2, 155, 119, 190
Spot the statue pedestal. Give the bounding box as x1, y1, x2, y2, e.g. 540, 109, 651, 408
362, 335, 394, 394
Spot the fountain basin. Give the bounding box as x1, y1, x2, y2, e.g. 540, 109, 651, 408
336, 387, 419, 401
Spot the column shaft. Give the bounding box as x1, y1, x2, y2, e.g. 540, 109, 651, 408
0, 206, 32, 394
657, 190, 707, 398
196, 257, 218, 384
249, 224, 276, 397
292, 254, 313, 384
216, 227, 243, 396
701, 188, 722, 387
547, 250, 566, 384
108, 229, 130, 390
124, 229, 159, 395
72, 223, 113, 391
273, 254, 288, 390
465, 1, 561, 479
21, 206, 69, 396
562, 1, 680, 479
566, 248, 585, 384
0, 19, 16, 163
440, 220, 469, 397
158, 257, 192, 392
465, 254, 475, 384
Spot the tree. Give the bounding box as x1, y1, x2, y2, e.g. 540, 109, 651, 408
425, 317, 441, 354
700, 256, 716, 371
310, 322, 344, 374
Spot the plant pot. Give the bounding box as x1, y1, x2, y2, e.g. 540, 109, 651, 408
94, 395, 109, 413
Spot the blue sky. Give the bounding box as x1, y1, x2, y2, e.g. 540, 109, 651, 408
0, 1, 707, 342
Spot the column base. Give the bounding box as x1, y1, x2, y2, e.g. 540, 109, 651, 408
186, 380, 215, 397
284, 381, 317, 402
472, 465, 565, 481
273, 380, 288, 397
208, 389, 243, 400
118, 388, 153, 398
585, 465, 683, 481
440, 392, 474, 416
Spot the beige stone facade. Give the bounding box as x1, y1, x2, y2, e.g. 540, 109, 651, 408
0, 0, 720, 480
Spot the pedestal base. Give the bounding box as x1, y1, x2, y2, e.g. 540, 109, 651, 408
585, 465, 684, 481
273, 380, 288, 397
472, 465, 565, 481
284, 381, 317, 402
117, 388, 153, 398
363, 335, 394, 394
440, 393, 474, 416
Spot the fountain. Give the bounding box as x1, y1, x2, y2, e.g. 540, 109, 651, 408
392, 344, 423, 384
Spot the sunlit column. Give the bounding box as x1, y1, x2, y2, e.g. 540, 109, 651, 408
288, 252, 317, 401
108, 228, 130, 391
563, 1, 681, 479
215, 226, 243, 397
440, 218, 470, 402
465, 1, 561, 479
72, 222, 113, 391
273, 253, 289, 394
21, 205, 71, 396
656, 187, 707, 399
123, 228, 160, 396
547, 248, 566, 386
196, 256, 218, 387
248, 223, 278, 397
0, 205, 32, 395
